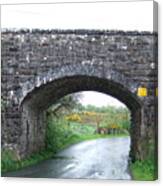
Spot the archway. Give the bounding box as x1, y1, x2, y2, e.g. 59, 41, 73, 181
19, 68, 142, 162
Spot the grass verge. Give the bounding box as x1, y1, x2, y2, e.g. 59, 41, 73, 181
56, 133, 129, 150
130, 159, 156, 181
1, 134, 128, 174
1, 149, 54, 174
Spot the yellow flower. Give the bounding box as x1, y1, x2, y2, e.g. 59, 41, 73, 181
65, 113, 82, 122
110, 124, 119, 129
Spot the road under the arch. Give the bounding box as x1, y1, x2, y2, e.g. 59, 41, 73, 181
3, 137, 131, 180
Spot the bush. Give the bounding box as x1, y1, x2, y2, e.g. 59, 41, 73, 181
65, 113, 82, 122
45, 115, 97, 152
45, 116, 73, 152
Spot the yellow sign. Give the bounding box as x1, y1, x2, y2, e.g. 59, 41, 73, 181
156, 88, 158, 96
137, 87, 147, 97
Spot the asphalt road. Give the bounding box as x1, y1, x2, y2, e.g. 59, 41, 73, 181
3, 137, 131, 180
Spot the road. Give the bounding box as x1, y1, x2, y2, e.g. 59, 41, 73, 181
3, 137, 131, 180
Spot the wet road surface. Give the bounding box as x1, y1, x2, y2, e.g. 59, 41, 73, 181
3, 137, 131, 180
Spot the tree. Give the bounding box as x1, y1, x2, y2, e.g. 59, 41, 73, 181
47, 92, 83, 117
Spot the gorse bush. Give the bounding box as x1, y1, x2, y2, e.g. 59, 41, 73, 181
64, 106, 131, 132
65, 113, 82, 122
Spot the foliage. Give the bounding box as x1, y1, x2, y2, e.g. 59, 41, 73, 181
68, 122, 96, 135
48, 94, 131, 132
98, 107, 130, 132
1, 149, 53, 173
82, 111, 98, 116
45, 116, 96, 153
47, 93, 82, 117
130, 140, 157, 181
130, 159, 156, 181
110, 124, 120, 129
45, 117, 71, 153
65, 113, 82, 122
1, 149, 18, 173
45, 108, 130, 154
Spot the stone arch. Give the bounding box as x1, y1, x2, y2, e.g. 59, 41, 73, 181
19, 63, 142, 161
19, 63, 141, 107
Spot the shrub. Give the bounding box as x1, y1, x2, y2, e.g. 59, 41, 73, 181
65, 113, 82, 122
46, 116, 73, 152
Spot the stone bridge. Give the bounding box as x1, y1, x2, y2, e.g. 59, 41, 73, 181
1, 30, 158, 165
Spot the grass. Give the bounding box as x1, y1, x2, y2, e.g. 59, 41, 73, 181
1, 133, 128, 174
130, 159, 156, 181
130, 140, 157, 181
1, 149, 54, 174
57, 133, 129, 150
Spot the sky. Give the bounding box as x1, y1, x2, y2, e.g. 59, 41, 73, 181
79, 91, 126, 108
0, 0, 154, 108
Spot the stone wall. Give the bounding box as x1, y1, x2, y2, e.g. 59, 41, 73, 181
1, 30, 158, 163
